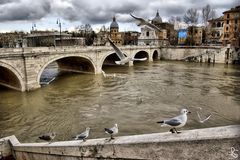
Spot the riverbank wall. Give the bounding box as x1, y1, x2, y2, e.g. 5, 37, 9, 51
160, 46, 226, 63
1, 125, 239, 160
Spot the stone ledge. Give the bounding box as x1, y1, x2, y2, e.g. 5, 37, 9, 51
2, 125, 238, 160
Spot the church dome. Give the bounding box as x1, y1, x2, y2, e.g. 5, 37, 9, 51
152, 11, 162, 24
110, 16, 119, 28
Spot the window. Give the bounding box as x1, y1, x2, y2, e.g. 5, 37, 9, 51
212, 22, 216, 28
226, 27, 229, 31
146, 31, 149, 37
217, 22, 221, 27
227, 14, 230, 18
227, 20, 229, 24
235, 19, 238, 24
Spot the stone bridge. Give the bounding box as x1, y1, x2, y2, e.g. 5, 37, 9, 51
0, 46, 160, 91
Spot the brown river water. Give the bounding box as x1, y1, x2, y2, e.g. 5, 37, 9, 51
0, 61, 240, 142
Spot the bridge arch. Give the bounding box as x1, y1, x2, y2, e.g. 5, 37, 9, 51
101, 52, 127, 68
0, 61, 25, 91
152, 50, 159, 61
37, 55, 96, 85
133, 50, 150, 64
134, 50, 150, 59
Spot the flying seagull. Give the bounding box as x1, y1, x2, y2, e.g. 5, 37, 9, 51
130, 14, 162, 32
107, 37, 147, 65
197, 108, 212, 123
157, 109, 191, 134
73, 127, 90, 142
39, 132, 56, 143
104, 123, 118, 139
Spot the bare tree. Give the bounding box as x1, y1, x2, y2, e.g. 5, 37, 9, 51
202, 4, 216, 26
183, 8, 199, 25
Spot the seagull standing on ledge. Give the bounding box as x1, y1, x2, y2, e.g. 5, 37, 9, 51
157, 109, 191, 134
73, 127, 91, 142
105, 124, 118, 139
39, 132, 56, 143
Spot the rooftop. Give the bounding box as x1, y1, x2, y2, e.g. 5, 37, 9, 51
152, 11, 162, 24
110, 16, 119, 29
223, 5, 240, 14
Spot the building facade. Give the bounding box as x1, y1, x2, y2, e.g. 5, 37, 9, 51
109, 16, 123, 45
207, 16, 224, 45
222, 5, 240, 47
138, 11, 168, 46
26, 31, 71, 47
151, 11, 177, 45
123, 31, 139, 45
187, 26, 203, 46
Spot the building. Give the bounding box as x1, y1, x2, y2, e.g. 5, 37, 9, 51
207, 16, 224, 45
26, 31, 71, 47
151, 11, 177, 45
174, 21, 188, 30
109, 16, 123, 45
138, 11, 168, 46
123, 31, 139, 45
186, 26, 203, 46
222, 5, 240, 47
55, 37, 85, 46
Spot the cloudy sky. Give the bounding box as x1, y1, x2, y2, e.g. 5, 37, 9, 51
0, 0, 239, 32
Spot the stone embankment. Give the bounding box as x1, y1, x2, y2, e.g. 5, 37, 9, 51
1, 125, 239, 160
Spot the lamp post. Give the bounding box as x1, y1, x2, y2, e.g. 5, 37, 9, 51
56, 18, 62, 46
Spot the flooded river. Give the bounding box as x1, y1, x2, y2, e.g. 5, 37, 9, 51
0, 61, 240, 142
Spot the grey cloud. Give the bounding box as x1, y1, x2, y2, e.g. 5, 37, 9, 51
0, 0, 51, 21
0, 0, 19, 4
0, 0, 238, 24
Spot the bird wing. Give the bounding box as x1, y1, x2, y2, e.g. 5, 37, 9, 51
132, 57, 147, 61
130, 14, 162, 32
130, 14, 147, 26
75, 131, 87, 140
197, 111, 202, 121
202, 114, 211, 123
197, 111, 211, 123
164, 118, 182, 126
39, 134, 51, 141
107, 37, 126, 60
105, 128, 113, 134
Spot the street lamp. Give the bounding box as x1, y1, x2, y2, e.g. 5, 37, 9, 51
56, 18, 62, 46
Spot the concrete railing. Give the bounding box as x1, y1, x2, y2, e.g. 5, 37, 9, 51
0, 45, 159, 54
1, 125, 240, 160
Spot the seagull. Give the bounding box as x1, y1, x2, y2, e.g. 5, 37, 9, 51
39, 132, 56, 143
130, 14, 162, 32
104, 124, 118, 139
197, 108, 211, 123
157, 109, 191, 134
107, 37, 147, 65
73, 127, 90, 142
